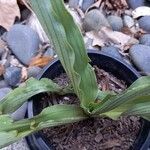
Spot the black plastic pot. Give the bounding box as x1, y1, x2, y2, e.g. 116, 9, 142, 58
26, 50, 150, 150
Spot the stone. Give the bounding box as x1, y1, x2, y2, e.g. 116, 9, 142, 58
83, 9, 110, 32
11, 102, 27, 120
139, 34, 150, 46
107, 15, 123, 31
44, 48, 54, 57
0, 80, 9, 89
6, 24, 40, 65
69, 0, 79, 8
27, 66, 42, 78
123, 15, 134, 28
2, 139, 30, 150
101, 46, 123, 60
138, 16, 150, 32
82, 0, 95, 12
129, 44, 150, 73
4, 66, 22, 86
0, 87, 12, 100
126, 0, 145, 9
0, 48, 4, 57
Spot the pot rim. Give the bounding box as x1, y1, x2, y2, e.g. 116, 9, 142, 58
26, 50, 150, 150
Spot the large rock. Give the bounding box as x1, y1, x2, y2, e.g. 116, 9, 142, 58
138, 16, 150, 32
139, 34, 150, 46
6, 24, 40, 65
129, 44, 150, 73
44, 48, 55, 57
69, 0, 79, 8
107, 15, 123, 31
4, 66, 22, 87
126, 0, 145, 9
82, 0, 95, 12
0, 80, 9, 89
83, 9, 110, 32
0, 87, 12, 100
123, 15, 134, 28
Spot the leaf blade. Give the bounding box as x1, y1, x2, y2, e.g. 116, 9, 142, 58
92, 76, 150, 115
30, 0, 99, 111
0, 105, 87, 148
0, 78, 69, 114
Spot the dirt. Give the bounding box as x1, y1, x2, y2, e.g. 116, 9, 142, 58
37, 67, 141, 150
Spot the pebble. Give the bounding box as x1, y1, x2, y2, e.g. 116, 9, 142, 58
138, 16, 150, 32
123, 15, 134, 28
107, 15, 123, 31
44, 48, 54, 57
83, 9, 110, 32
0, 80, 9, 89
69, 0, 79, 8
0, 87, 12, 100
139, 34, 150, 46
27, 66, 42, 78
6, 24, 40, 65
82, 0, 95, 12
101, 46, 123, 60
4, 66, 22, 87
2, 139, 30, 150
0, 48, 4, 57
129, 44, 150, 73
126, 0, 145, 9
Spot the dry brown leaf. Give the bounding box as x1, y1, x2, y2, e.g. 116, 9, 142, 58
27, 14, 50, 43
100, 27, 138, 50
21, 67, 28, 81
86, 31, 105, 47
132, 6, 150, 18
0, 0, 20, 30
0, 64, 4, 76
108, 0, 128, 10
29, 56, 53, 67
86, 27, 138, 50
67, 6, 83, 29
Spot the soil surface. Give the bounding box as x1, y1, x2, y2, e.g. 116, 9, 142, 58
37, 67, 141, 150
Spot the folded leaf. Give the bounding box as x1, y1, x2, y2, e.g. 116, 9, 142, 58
0, 78, 71, 114
0, 105, 87, 148
99, 95, 150, 119
30, 0, 99, 111
123, 102, 150, 121
92, 76, 150, 115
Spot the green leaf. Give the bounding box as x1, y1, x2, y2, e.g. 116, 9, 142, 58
88, 90, 116, 112
0, 78, 70, 114
30, 0, 99, 111
123, 102, 150, 121
92, 76, 150, 115
0, 105, 87, 148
